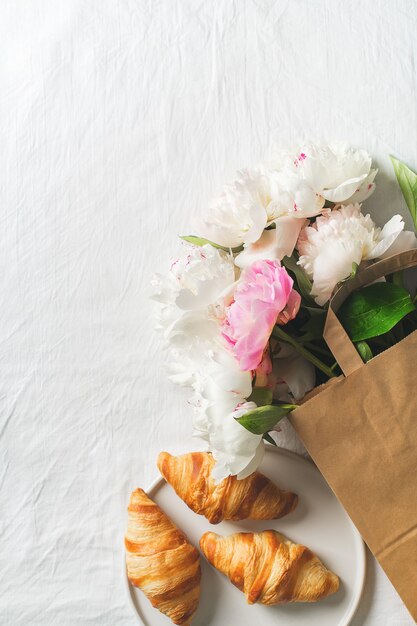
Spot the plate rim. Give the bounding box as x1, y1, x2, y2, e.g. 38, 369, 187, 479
124, 446, 366, 626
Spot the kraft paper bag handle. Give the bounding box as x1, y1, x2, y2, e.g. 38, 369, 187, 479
323, 248, 417, 376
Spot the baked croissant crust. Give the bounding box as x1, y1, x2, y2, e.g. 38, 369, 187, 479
125, 488, 201, 625
157, 451, 297, 524
200, 530, 339, 604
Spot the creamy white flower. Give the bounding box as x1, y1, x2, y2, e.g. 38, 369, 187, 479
152, 242, 239, 396
198, 167, 324, 250
298, 204, 417, 305
378, 229, 417, 258
184, 339, 262, 482
210, 406, 265, 482
163, 316, 222, 388
265, 342, 316, 457
201, 143, 376, 255
267, 143, 377, 204
231, 142, 376, 266
152, 243, 236, 341
257, 166, 325, 220
190, 341, 315, 482
194, 396, 264, 482
153, 243, 235, 314
191, 339, 253, 403
158, 285, 263, 482
196, 170, 269, 249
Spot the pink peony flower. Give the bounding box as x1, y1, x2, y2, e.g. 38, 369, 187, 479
276, 289, 301, 325
222, 260, 300, 371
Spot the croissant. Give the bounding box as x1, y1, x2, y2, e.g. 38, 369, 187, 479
200, 530, 339, 605
125, 488, 201, 625
157, 451, 297, 524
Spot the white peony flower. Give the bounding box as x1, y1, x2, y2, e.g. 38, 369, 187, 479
228, 142, 377, 267
194, 396, 264, 482
210, 404, 265, 482
267, 143, 377, 204
188, 342, 257, 477
162, 316, 222, 388
298, 204, 417, 305
152, 242, 241, 395
152, 242, 236, 340
153, 243, 236, 313
153, 245, 258, 481
198, 143, 376, 260
196, 170, 269, 249
197, 167, 324, 250
185, 339, 262, 482
266, 342, 316, 457
190, 342, 316, 482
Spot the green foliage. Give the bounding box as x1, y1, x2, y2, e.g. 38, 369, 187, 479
355, 341, 373, 363
262, 432, 277, 446
248, 387, 273, 406
282, 253, 314, 303
339, 282, 415, 342
180, 235, 243, 253
235, 404, 297, 435
390, 155, 417, 231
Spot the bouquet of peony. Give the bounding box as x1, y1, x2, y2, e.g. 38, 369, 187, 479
152, 144, 417, 482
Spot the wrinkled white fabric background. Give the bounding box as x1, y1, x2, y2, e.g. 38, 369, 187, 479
0, 1, 416, 624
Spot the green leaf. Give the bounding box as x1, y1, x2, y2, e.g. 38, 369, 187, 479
339, 282, 415, 342
355, 341, 373, 363
235, 404, 297, 435
299, 310, 326, 340
390, 155, 417, 231
392, 270, 404, 288
248, 387, 273, 407
350, 262, 359, 279
302, 305, 326, 315
180, 235, 243, 253
282, 254, 314, 303
262, 432, 277, 446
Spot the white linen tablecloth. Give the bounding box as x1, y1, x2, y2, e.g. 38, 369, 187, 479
0, 1, 415, 624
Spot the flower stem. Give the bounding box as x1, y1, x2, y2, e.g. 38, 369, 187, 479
304, 341, 333, 358
272, 326, 337, 378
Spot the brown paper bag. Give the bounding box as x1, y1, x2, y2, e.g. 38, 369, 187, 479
289, 248, 417, 621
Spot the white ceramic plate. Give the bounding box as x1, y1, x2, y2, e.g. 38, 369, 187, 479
125, 447, 365, 626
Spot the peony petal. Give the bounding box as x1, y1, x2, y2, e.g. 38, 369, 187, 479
195, 217, 244, 248
208, 404, 264, 482
234, 216, 305, 269
379, 229, 417, 258
348, 169, 378, 203
245, 205, 269, 244
235, 229, 281, 269
276, 289, 301, 325
367, 215, 405, 259
292, 181, 325, 216
321, 173, 368, 202
222, 261, 297, 369
236, 441, 265, 479
271, 343, 316, 401
274, 216, 307, 258
309, 239, 363, 305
